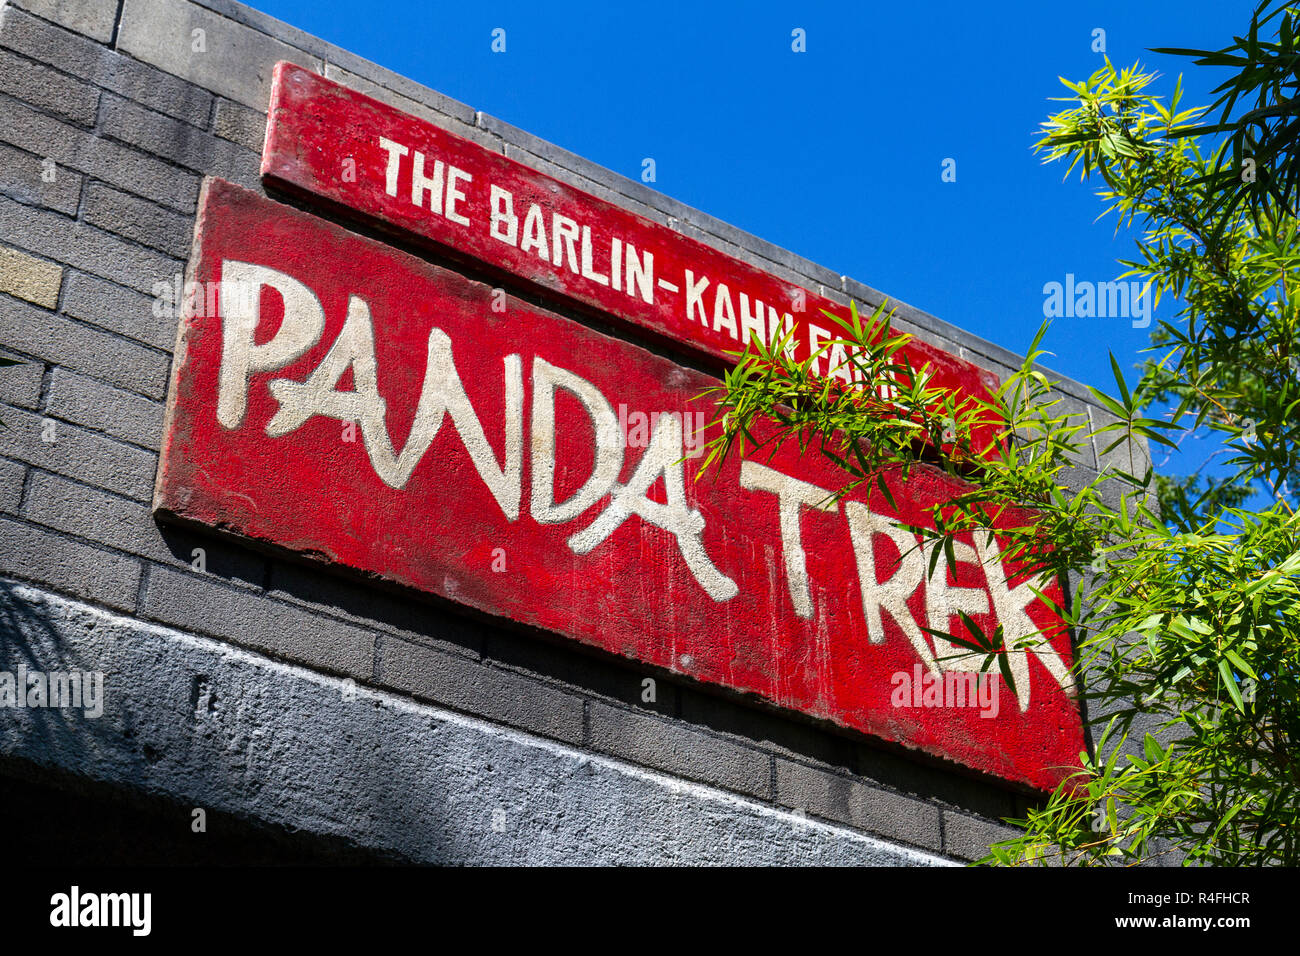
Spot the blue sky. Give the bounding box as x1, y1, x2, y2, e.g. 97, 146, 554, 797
251, 0, 1258, 477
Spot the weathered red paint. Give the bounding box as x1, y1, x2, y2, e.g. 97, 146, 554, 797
155, 179, 1084, 790
260, 63, 999, 437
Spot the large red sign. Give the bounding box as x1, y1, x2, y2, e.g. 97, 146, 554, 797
260, 63, 998, 417
155, 179, 1084, 790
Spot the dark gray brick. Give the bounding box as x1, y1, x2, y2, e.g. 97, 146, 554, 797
211, 97, 265, 153
267, 560, 483, 661
98, 94, 261, 187
587, 701, 771, 799
61, 271, 176, 352
942, 808, 1023, 862
116, 0, 322, 111
0, 349, 43, 408
10, 0, 118, 43
855, 742, 1018, 821
0, 293, 170, 398
379, 635, 584, 746
0, 193, 181, 296
0, 97, 199, 213
0, 5, 213, 126
45, 366, 164, 448
141, 564, 374, 678
82, 182, 193, 259
676, 686, 855, 771
0, 515, 141, 610
480, 629, 678, 721
0, 47, 99, 125
0, 402, 156, 500
0, 456, 24, 513
775, 758, 943, 852
0, 140, 84, 215
23, 470, 265, 586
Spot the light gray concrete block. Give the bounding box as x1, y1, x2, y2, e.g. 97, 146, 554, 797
0, 293, 171, 398
45, 366, 164, 448
116, 0, 321, 111
0, 141, 84, 216
82, 182, 193, 259
211, 98, 265, 153
0, 45, 99, 125
0, 193, 181, 297
60, 271, 177, 353
0, 580, 950, 864
0, 402, 157, 500
0, 349, 42, 409
9, 0, 118, 42
323, 63, 489, 147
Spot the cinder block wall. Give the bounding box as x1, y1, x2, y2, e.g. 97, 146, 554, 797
0, 0, 1146, 864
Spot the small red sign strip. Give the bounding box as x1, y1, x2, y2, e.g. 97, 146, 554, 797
261, 63, 999, 419
156, 179, 1083, 790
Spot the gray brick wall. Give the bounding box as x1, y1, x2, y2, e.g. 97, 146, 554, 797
0, 0, 1148, 864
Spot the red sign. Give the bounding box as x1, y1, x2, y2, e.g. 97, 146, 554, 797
261, 63, 998, 419
155, 179, 1084, 790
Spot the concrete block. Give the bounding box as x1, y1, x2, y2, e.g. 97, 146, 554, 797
324, 63, 488, 147
0, 402, 157, 500
116, 0, 322, 111
0, 515, 141, 609
775, 758, 943, 852
211, 97, 265, 153
98, 94, 261, 186
0, 455, 24, 513
676, 686, 856, 771
379, 635, 584, 746
0, 581, 950, 865
0, 97, 199, 213
0, 5, 212, 126
22, 470, 265, 587
587, 701, 771, 800
60, 271, 176, 352
0, 349, 43, 408
141, 564, 374, 679
82, 182, 193, 259
45, 366, 164, 448
267, 559, 483, 660
0, 244, 62, 308
0, 294, 170, 398
9, 0, 118, 42
942, 808, 1023, 862
0, 46, 99, 125
0, 193, 181, 297
499, 142, 670, 227
0, 140, 84, 216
